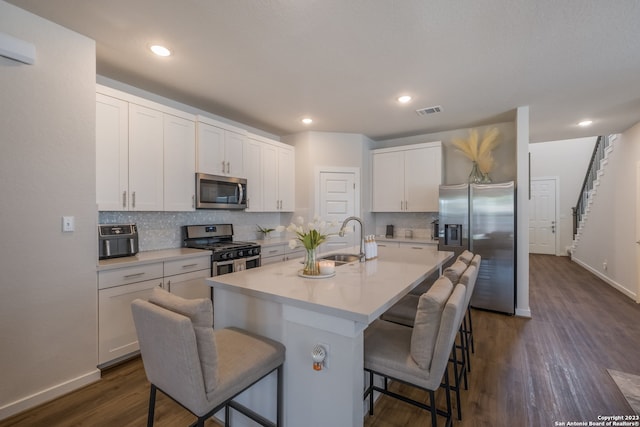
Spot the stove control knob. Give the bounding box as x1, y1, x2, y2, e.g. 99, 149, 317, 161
238, 250, 244, 257
221, 253, 228, 260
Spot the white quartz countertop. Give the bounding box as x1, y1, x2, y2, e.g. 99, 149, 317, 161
207, 245, 453, 324
97, 248, 212, 271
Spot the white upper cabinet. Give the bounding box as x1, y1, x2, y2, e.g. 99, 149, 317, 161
243, 137, 264, 212
164, 114, 196, 211
245, 134, 295, 212
96, 85, 196, 212
128, 104, 164, 211
196, 117, 246, 177
96, 93, 128, 211
372, 142, 442, 212
277, 145, 295, 211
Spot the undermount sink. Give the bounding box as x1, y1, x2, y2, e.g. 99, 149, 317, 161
319, 253, 361, 265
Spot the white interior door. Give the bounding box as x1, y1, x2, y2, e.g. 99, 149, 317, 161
319, 171, 357, 252
529, 178, 557, 255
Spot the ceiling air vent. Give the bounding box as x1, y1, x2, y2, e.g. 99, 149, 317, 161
415, 105, 443, 116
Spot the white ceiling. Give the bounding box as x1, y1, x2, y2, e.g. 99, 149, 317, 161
7, 0, 640, 142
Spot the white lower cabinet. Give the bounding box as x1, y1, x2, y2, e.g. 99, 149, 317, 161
285, 246, 306, 261
98, 276, 162, 366
260, 244, 285, 265
98, 254, 211, 367
163, 257, 211, 299
259, 243, 306, 265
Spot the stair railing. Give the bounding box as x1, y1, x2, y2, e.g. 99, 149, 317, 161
572, 135, 610, 238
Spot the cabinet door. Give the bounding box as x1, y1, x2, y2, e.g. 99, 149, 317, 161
164, 114, 196, 211
262, 143, 279, 212
98, 279, 162, 365
421, 146, 442, 212
96, 93, 128, 211
129, 104, 164, 211
197, 122, 225, 175
404, 148, 430, 212
372, 151, 404, 212
224, 131, 245, 177
164, 269, 211, 300
244, 138, 263, 211
278, 146, 295, 211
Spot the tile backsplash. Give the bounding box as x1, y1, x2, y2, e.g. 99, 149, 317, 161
99, 211, 291, 251
373, 212, 439, 239
98, 210, 439, 251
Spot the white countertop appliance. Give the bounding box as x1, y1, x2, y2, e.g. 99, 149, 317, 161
183, 224, 260, 276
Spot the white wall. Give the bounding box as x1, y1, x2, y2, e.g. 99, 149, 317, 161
529, 137, 597, 255
283, 131, 375, 233
0, 1, 99, 419
572, 126, 640, 300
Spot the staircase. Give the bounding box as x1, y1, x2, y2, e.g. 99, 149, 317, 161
570, 134, 617, 255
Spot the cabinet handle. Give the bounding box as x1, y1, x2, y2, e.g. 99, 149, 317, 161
132, 191, 136, 209
226, 161, 230, 174
181, 263, 198, 269
124, 272, 145, 279
247, 198, 250, 209
222, 160, 226, 173
268, 249, 279, 254
192, 195, 195, 208
122, 191, 127, 209
411, 246, 424, 250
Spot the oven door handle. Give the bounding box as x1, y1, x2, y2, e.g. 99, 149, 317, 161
215, 260, 234, 266
245, 255, 260, 262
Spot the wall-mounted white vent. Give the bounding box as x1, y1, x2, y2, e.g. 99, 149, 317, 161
415, 105, 442, 116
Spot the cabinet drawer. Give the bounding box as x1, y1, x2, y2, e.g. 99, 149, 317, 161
261, 244, 285, 258
98, 262, 164, 289
164, 256, 210, 276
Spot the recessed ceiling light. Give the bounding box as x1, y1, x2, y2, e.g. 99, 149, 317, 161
397, 95, 412, 104
578, 120, 593, 127
150, 45, 171, 57
301, 117, 313, 125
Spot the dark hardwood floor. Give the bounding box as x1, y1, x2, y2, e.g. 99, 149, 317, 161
2, 254, 638, 426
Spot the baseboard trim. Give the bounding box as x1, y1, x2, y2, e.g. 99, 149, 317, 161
0, 369, 101, 421
571, 257, 637, 301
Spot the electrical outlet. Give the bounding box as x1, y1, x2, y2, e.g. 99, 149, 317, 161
603, 260, 608, 271
62, 216, 75, 232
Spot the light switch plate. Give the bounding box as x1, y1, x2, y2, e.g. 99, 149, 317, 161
62, 216, 75, 232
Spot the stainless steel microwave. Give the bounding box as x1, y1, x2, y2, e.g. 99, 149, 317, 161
195, 173, 247, 209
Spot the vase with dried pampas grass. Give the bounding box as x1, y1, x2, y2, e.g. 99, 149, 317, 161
452, 128, 500, 183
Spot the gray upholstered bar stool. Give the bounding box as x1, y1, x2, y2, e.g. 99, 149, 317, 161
131, 288, 285, 427
457, 250, 474, 265
364, 279, 467, 427
462, 255, 481, 358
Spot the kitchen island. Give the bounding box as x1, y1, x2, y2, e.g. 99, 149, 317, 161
207, 245, 453, 427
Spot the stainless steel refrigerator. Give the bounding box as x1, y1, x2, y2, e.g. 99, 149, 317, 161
438, 181, 516, 315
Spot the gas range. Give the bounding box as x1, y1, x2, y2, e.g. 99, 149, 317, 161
183, 224, 261, 262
